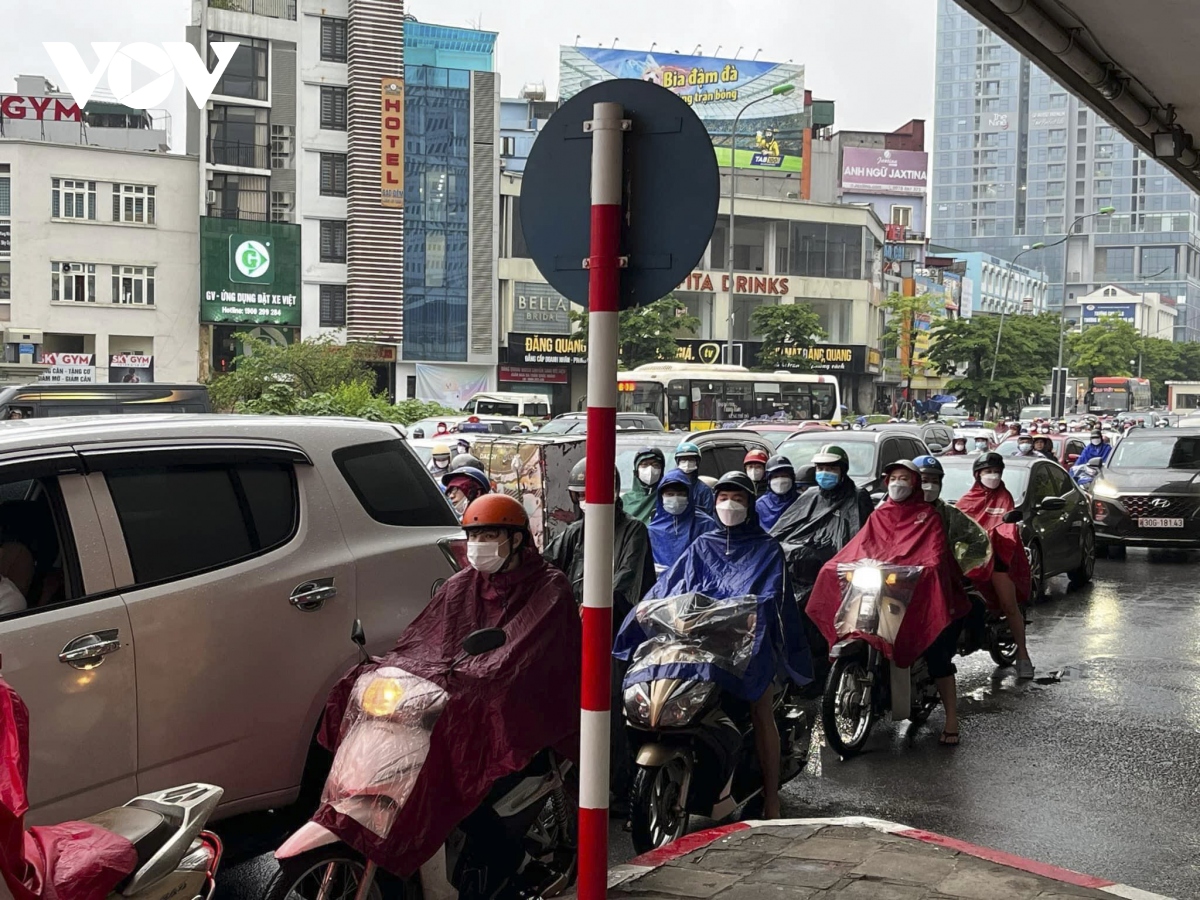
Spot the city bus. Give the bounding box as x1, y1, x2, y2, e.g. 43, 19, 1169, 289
616, 363, 843, 431
1088, 377, 1152, 415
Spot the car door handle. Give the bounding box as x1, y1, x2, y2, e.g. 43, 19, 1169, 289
59, 629, 121, 669
290, 578, 337, 612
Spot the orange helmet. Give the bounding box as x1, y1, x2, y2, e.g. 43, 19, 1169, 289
744, 448, 769, 466
461, 493, 528, 530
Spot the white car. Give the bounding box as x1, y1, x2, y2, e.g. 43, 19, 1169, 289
0, 415, 460, 825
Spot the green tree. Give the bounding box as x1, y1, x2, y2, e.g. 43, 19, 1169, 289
570, 295, 700, 367
1135, 337, 1182, 404
1067, 317, 1141, 380
750, 302, 826, 370
882, 291, 944, 400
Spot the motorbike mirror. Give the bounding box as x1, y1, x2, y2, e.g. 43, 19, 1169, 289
1002, 509, 1024, 524
461, 627, 506, 657
351, 619, 366, 647
1087, 458, 1102, 468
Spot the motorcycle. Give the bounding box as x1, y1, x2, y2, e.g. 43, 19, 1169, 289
1070, 458, 1102, 494
621, 593, 812, 854
0, 677, 223, 900
265, 622, 577, 900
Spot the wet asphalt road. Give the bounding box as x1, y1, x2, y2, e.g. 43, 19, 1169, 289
214, 549, 1199, 899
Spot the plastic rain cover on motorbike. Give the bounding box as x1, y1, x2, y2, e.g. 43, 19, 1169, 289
0, 677, 138, 900
321, 667, 449, 838
833, 561, 925, 649
621, 592, 762, 699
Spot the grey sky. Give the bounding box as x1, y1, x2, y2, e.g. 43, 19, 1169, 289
1, 0, 937, 150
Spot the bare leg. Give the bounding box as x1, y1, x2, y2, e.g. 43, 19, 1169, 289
992, 571, 1030, 661
935, 676, 959, 744
751, 690, 781, 818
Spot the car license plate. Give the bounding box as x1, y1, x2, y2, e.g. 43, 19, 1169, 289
1138, 517, 1184, 528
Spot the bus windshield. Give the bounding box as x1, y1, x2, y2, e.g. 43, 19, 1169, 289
617, 382, 665, 417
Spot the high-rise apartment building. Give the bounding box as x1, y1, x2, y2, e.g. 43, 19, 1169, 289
932, 0, 1200, 341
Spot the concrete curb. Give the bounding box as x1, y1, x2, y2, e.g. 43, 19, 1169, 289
606, 816, 1174, 900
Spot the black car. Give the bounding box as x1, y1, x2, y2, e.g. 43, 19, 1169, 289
1089, 427, 1200, 556
940, 456, 1095, 598
775, 429, 932, 497
863, 421, 955, 454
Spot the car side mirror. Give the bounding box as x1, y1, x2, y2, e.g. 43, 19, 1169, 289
1067, 453, 1079, 463
1002, 509, 1024, 524
1087, 458, 1102, 469
461, 627, 506, 657
1036, 496, 1068, 512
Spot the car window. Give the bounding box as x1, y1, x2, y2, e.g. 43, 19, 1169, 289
529, 403, 549, 418
776, 438, 875, 477
0, 476, 77, 616
1065, 439, 1084, 460
901, 438, 926, 460
1047, 464, 1074, 496
334, 439, 457, 527
106, 462, 297, 586
537, 418, 580, 435
475, 401, 519, 416
877, 439, 901, 473
1110, 435, 1200, 469
1029, 463, 1060, 505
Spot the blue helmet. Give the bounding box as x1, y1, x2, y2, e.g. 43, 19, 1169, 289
913, 455, 943, 477
675, 441, 701, 460
441, 466, 490, 493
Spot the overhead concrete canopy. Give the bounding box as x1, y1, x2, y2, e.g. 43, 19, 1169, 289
956, 0, 1200, 194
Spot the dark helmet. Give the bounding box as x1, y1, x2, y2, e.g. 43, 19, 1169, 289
568, 458, 620, 494
713, 470, 756, 497
1090, 429, 1103, 440
633, 446, 666, 467
441, 466, 490, 493
913, 455, 944, 477
450, 452, 484, 471
765, 454, 794, 477
796, 464, 817, 487
811, 444, 850, 471
973, 451, 1006, 475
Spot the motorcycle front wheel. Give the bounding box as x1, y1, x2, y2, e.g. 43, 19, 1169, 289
988, 623, 1019, 668
262, 844, 417, 900
822, 655, 876, 758
629, 758, 691, 854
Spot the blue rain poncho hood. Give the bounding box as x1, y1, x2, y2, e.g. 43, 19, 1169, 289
648, 468, 718, 569
756, 482, 800, 531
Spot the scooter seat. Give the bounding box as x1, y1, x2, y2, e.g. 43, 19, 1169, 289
83, 806, 174, 869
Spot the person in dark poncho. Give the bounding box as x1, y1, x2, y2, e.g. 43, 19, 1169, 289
313, 494, 580, 892
756, 455, 800, 531
672, 442, 715, 515
648, 468, 718, 571
622, 447, 665, 525
616, 472, 811, 819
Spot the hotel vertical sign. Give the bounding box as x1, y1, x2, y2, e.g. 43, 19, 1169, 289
380, 77, 404, 208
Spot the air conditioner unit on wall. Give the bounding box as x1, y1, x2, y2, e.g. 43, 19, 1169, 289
206, 190, 217, 205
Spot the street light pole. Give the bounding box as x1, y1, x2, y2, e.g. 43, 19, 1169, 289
725, 83, 795, 363
1052, 206, 1116, 418
987, 242, 1045, 417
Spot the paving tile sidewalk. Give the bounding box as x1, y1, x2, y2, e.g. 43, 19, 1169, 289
596, 818, 1172, 900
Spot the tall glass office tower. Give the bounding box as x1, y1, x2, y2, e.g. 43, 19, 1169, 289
932, 0, 1200, 340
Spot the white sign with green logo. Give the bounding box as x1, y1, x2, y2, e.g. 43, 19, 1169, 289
229, 235, 274, 285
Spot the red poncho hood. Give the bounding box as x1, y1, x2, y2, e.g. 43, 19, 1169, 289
1, 678, 137, 900
807, 495, 969, 667
956, 483, 1032, 605
314, 549, 581, 877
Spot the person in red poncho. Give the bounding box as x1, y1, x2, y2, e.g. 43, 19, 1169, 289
312, 493, 581, 896
955, 452, 1035, 680
807, 460, 972, 746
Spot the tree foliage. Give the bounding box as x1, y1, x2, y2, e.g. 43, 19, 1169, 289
750, 303, 826, 371
882, 292, 945, 389
570, 295, 701, 367
1066, 317, 1141, 380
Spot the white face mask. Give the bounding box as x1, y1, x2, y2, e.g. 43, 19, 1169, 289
433, 457, 450, 470
975, 442, 988, 452
467, 538, 509, 574
715, 499, 748, 528
1091, 438, 1102, 446
921, 480, 941, 503
452, 497, 468, 516
887, 481, 913, 502
662, 495, 689, 516
981, 473, 1002, 490
769, 476, 793, 495
1018, 443, 1032, 454
638, 464, 663, 486
954, 443, 966, 453
677, 459, 698, 474
746, 466, 765, 483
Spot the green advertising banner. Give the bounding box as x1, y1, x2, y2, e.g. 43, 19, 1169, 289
200, 218, 301, 326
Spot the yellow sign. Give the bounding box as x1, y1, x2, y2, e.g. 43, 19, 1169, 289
380, 77, 404, 208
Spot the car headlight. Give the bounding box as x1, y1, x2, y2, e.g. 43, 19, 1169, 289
361, 677, 406, 717
1093, 481, 1119, 499
624, 683, 651, 725
658, 682, 715, 728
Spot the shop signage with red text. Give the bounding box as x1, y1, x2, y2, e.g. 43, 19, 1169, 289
0, 95, 82, 121
678, 270, 792, 296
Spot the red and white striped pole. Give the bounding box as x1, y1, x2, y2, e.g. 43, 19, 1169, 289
578, 100, 624, 900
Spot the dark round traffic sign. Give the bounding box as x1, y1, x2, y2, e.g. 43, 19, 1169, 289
520, 78, 719, 310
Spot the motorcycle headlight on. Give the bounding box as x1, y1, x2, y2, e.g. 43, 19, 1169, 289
851, 566, 883, 632
360, 677, 406, 718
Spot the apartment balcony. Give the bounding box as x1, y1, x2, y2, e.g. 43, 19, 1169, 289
207, 0, 296, 20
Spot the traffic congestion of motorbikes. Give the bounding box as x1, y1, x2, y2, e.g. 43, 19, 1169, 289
0, 406, 1173, 900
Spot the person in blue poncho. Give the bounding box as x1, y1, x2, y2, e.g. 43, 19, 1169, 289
648, 468, 718, 570
672, 442, 715, 515
756, 454, 801, 531
1075, 429, 1111, 467
617, 471, 811, 819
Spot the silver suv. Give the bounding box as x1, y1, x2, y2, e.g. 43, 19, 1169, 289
0, 415, 460, 825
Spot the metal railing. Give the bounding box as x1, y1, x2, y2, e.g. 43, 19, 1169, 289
208, 138, 269, 170
207, 0, 296, 20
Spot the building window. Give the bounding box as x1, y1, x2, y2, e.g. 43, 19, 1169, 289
112, 184, 156, 225
319, 220, 346, 262
320, 86, 347, 130
51, 262, 96, 302
0, 262, 9, 300
319, 284, 346, 327
320, 17, 348, 62
210, 32, 269, 101
271, 125, 294, 169
112, 266, 155, 305
500, 136, 516, 157
209, 105, 269, 168
890, 206, 913, 228
320, 153, 347, 197
51, 179, 96, 220
0, 176, 9, 217
208, 173, 269, 221
271, 191, 294, 223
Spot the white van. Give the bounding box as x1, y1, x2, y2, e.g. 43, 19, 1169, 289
462, 391, 551, 420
